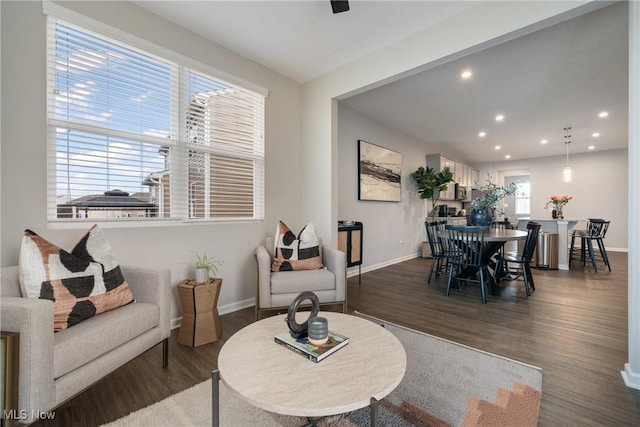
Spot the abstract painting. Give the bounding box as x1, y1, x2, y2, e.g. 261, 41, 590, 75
358, 140, 401, 202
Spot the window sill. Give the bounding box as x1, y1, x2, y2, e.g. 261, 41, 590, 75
47, 218, 263, 230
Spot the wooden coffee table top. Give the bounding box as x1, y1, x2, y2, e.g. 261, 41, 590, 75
218, 311, 406, 417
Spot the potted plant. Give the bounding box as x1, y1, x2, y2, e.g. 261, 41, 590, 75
544, 194, 573, 219
191, 252, 222, 291
411, 166, 454, 222
468, 176, 518, 226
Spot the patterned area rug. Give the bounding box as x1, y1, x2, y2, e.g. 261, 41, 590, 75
104, 312, 542, 427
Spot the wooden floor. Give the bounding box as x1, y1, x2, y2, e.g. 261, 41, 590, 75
33, 251, 640, 426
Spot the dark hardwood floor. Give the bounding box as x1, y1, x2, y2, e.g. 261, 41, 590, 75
33, 252, 640, 426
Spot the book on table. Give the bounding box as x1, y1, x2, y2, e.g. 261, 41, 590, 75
274, 331, 349, 363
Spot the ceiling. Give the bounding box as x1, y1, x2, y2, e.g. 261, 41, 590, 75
134, 1, 629, 165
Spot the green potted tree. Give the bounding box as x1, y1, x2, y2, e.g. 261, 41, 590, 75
410, 166, 454, 222
468, 176, 518, 226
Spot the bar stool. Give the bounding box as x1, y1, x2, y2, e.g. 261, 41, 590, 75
569, 219, 598, 267
569, 219, 611, 272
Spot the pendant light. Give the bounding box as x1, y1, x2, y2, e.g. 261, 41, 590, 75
563, 127, 572, 183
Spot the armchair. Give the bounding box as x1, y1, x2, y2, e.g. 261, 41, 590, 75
255, 237, 347, 320
0, 265, 170, 424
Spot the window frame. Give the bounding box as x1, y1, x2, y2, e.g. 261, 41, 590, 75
514, 182, 531, 215
44, 3, 267, 228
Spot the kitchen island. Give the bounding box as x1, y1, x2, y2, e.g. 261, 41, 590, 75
517, 217, 585, 270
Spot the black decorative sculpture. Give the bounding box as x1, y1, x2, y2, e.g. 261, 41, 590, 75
286, 292, 320, 338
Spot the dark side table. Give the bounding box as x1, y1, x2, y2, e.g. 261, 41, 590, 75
338, 221, 363, 285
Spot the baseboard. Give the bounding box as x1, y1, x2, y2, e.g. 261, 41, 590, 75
607, 247, 628, 253
622, 363, 640, 390
347, 252, 420, 278
171, 297, 255, 330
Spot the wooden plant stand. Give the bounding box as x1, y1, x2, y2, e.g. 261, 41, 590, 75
177, 278, 223, 347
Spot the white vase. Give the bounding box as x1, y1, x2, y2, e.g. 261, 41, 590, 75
195, 268, 209, 284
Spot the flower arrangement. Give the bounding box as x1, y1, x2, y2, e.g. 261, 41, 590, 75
468, 175, 518, 225
545, 194, 573, 218
470, 176, 518, 215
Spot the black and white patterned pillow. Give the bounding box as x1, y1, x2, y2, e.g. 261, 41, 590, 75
19, 225, 134, 331
271, 221, 323, 272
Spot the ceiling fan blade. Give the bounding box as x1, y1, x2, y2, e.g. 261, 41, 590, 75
331, 0, 350, 14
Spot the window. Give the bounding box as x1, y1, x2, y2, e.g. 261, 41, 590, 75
515, 182, 530, 215
47, 18, 265, 223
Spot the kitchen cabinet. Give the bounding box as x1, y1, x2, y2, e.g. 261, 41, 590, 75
426, 154, 456, 200
470, 168, 480, 188
458, 163, 468, 186
426, 154, 479, 201
436, 216, 467, 226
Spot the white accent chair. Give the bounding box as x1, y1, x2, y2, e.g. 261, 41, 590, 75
255, 237, 347, 320
0, 265, 170, 424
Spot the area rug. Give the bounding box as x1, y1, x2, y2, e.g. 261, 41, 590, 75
103, 312, 542, 427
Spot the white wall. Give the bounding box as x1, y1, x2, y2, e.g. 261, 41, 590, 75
476, 148, 628, 250
0, 1, 304, 321
338, 104, 434, 271
302, 1, 592, 245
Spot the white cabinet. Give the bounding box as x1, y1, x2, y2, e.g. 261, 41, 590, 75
435, 182, 455, 201
470, 169, 480, 188
458, 163, 468, 186
426, 154, 480, 197
446, 217, 467, 226
426, 154, 455, 200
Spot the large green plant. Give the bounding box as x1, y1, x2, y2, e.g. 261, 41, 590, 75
470, 175, 518, 217
411, 166, 454, 220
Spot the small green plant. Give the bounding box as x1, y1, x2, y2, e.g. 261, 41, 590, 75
190, 252, 223, 291
411, 166, 454, 220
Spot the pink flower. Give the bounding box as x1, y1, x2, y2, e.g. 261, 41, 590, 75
545, 195, 572, 209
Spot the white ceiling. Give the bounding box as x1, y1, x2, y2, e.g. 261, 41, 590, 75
135, 1, 629, 165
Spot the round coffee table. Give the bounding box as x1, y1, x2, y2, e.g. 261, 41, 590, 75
216, 311, 406, 421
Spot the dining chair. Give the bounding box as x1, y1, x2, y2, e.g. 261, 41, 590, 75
493, 221, 541, 296
444, 225, 490, 304
490, 220, 511, 256
425, 221, 448, 284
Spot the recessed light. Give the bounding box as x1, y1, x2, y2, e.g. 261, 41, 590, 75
495, 114, 505, 122
505, 154, 511, 159
588, 145, 595, 150
461, 69, 473, 79
540, 139, 548, 144
598, 111, 609, 118
478, 131, 486, 138
592, 132, 600, 138
494, 145, 501, 150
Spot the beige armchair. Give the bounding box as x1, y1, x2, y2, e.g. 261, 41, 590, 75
0, 265, 170, 424
255, 237, 347, 320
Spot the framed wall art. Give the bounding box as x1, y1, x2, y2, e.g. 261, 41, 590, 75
357, 140, 401, 202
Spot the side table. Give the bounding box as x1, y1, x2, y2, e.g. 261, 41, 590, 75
177, 279, 223, 347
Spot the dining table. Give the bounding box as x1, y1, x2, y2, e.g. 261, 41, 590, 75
437, 228, 528, 295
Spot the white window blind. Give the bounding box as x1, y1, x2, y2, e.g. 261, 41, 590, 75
46, 18, 265, 223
